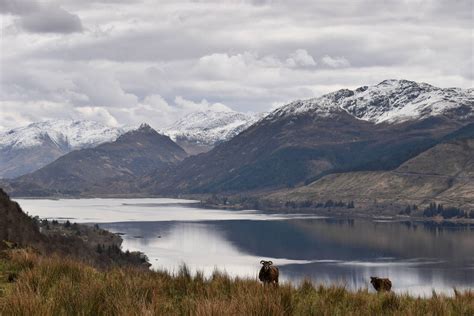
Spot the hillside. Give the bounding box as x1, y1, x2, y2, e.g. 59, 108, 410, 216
269, 136, 474, 210
0, 189, 44, 247
0, 189, 148, 267
142, 80, 473, 195
7, 124, 187, 197
0, 120, 126, 179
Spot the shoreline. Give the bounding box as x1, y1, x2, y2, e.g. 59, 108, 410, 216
197, 201, 474, 225
9, 193, 474, 224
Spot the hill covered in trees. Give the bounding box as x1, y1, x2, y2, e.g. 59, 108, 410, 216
0, 189, 148, 268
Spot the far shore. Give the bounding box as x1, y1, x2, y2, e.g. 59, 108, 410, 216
9, 193, 474, 225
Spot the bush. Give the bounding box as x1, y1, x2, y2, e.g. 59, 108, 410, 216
422, 202, 467, 219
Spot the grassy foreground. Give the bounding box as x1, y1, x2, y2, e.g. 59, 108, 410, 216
0, 250, 473, 315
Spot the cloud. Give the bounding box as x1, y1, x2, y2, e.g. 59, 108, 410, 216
0, 0, 472, 130
19, 5, 83, 33
174, 96, 233, 113
0, 0, 39, 15
1, 1, 83, 34
286, 49, 317, 67
73, 73, 138, 107
320, 55, 350, 68
74, 106, 119, 126
107, 95, 235, 129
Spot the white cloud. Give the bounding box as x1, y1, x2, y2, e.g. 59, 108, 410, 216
320, 55, 350, 68
111, 95, 235, 129
74, 106, 119, 126
174, 96, 233, 113
286, 49, 317, 67
73, 73, 138, 108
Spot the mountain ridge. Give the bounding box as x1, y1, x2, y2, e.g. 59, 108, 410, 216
3, 79, 473, 200
0, 119, 127, 150
269, 79, 473, 124
141, 79, 473, 195
7, 125, 187, 196
0, 120, 128, 179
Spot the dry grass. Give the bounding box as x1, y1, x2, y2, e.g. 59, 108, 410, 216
0, 249, 473, 315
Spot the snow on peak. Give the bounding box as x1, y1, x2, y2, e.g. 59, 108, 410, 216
269, 79, 474, 124
0, 119, 126, 150
162, 110, 262, 145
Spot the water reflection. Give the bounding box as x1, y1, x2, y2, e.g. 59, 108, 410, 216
102, 219, 474, 297
16, 198, 474, 297
15, 198, 325, 223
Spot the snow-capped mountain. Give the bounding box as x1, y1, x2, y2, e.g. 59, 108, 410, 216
0, 120, 126, 150
143, 79, 474, 195
269, 79, 473, 124
162, 110, 263, 154
0, 120, 128, 178
8, 123, 188, 197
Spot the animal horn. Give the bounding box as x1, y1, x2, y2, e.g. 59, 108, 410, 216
260, 260, 265, 264
268, 261, 273, 265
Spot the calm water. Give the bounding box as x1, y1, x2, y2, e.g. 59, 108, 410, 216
16, 198, 474, 297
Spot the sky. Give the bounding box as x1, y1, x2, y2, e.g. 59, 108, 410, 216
0, 0, 472, 130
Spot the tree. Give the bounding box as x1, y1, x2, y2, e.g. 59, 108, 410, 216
324, 200, 334, 208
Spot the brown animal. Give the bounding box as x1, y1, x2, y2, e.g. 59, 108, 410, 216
370, 276, 392, 292
259, 260, 279, 286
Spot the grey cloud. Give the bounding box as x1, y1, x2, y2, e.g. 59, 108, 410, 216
0, 0, 472, 130
19, 5, 83, 33
1, 0, 83, 34
0, 0, 39, 15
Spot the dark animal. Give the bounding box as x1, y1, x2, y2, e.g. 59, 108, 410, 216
259, 260, 279, 286
7, 273, 17, 283
370, 276, 392, 292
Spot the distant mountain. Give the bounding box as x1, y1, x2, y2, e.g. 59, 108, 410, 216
162, 110, 263, 155
142, 79, 473, 195
0, 120, 127, 179
8, 124, 187, 197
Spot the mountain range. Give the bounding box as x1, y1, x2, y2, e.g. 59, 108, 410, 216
2, 79, 473, 210
141, 79, 473, 195
0, 112, 260, 179
7, 124, 187, 196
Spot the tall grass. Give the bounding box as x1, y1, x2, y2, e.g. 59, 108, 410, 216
1, 249, 473, 315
